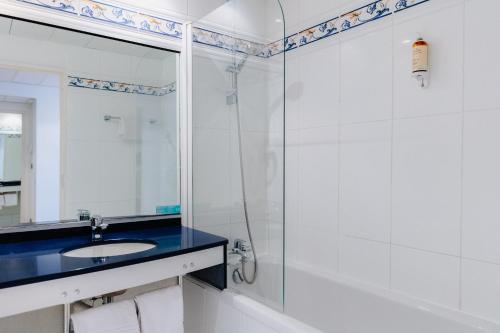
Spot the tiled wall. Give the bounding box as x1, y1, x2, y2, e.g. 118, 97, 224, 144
284, 0, 500, 325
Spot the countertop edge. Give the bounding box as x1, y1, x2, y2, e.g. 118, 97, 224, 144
0, 239, 228, 290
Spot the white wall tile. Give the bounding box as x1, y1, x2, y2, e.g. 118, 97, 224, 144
339, 121, 392, 242
119, 0, 188, 16
298, 0, 350, 30
187, 0, 225, 20
298, 40, 340, 129
192, 128, 232, 227
65, 141, 101, 204
285, 129, 300, 261
340, 236, 390, 288
285, 54, 300, 130
340, 27, 392, 124
392, 114, 462, 255
463, 110, 500, 264
393, 4, 463, 118
192, 55, 230, 130
279, 0, 300, 36
298, 126, 338, 230
99, 142, 137, 202
298, 225, 338, 274
391, 246, 460, 308
66, 89, 103, 141
464, 0, 500, 111
462, 259, 500, 323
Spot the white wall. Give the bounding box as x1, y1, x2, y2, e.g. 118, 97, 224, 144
284, 0, 500, 327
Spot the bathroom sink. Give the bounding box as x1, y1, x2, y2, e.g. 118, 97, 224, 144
61, 240, 157, 258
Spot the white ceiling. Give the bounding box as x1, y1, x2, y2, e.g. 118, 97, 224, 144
0, 17, 173, 60
0, 67, 59, 88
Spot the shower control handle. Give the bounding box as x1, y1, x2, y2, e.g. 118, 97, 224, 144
234, 239, 250, 253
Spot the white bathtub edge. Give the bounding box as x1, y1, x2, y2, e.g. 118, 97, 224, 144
228, 292, 324, 333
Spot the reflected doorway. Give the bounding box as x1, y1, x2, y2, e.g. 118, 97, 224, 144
0, 97, 35, 226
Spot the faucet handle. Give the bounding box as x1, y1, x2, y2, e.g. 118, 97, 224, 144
90, 215, 103, 227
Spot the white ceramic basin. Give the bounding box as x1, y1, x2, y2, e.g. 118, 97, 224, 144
62, 241, 156, 258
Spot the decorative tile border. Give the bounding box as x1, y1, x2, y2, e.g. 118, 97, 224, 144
192, 27, 268, 58
263, 0, 429, 57
68, 76, 176, 96
17, 0, 183, 39
392, 0, 430, 12
80, 0, 137, 28
17, 0, 429, 57
18, 0, 77, 14
138, 13, 182, 38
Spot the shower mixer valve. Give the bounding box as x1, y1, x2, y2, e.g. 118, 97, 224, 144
232, 239, 252, 260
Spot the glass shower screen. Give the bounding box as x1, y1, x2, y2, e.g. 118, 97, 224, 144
191, 0, 285, 310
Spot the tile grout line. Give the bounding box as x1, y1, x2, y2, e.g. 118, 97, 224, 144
337, 33, 343, 274
388, 8, 395, 291
458, 0, 466, 312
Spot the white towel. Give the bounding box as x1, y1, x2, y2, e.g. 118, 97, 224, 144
3, 193, 17, 207
135, 286, 184, 333
71, 300, 140, 333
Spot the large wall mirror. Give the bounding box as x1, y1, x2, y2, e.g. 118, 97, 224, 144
0, 16, 180, 227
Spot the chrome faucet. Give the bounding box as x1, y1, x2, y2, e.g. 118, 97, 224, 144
232, 239, 251, 260
90, 215, 108, 242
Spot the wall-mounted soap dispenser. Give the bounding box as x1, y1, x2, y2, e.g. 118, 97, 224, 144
412, 37, 429, 88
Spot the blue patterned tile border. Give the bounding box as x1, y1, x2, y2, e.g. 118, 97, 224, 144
138, 13, 182, 38
299, 17, 340, 47
80, 0, 137, 28
192, 27, 268, 58
18, 0, 77, 14
68, 76, 176, 96
17, 0, 429, 57
392, 0, 429, 12
339, 0, 391, 31
16, 0, 183, 39
261, 0, 429, 57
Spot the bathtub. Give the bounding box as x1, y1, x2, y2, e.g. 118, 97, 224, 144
185, 259, 499, 333
285, 262, 499, 333
183, 277, 321, 333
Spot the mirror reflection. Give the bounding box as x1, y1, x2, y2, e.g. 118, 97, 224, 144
0, 17, 180, 227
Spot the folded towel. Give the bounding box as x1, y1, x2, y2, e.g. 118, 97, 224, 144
135, 286, 184, 333
3, 193, 17, 207
71, 300, 140, 333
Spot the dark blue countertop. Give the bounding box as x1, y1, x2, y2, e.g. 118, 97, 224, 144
0, 223, 228, 289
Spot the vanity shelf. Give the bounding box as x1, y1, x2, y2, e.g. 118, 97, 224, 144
0, 218, 228, 318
